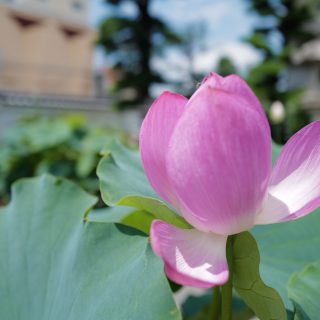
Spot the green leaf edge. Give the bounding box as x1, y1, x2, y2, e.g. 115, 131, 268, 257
96, 140, 191, 230
287, 260, 320, 320
233, 232, 287, 320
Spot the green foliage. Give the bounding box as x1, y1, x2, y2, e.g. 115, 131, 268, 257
216, 56, 238, 77
87, 206, 154, 234
2, 130, 320, 317
97, 0, 181, 109
247, 0, 317, 47
4, 117, 72, 152
182, 293, 253, 320
97, 139, 190, 229
287, 261, 320, 320
0, 115, 132, 205
0, 175, 180, 320
245, 0, 315, 143
232, 232, 287, 320
251, 142, 320, 312
96, 140, 320, 317
252, 211, 320, 311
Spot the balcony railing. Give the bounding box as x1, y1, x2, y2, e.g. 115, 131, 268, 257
0, 89, 112, 111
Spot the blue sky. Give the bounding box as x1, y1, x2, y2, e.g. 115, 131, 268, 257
89, 0, 262, 93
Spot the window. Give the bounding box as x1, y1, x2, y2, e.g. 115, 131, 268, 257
60, 26, 83, 38
10, 13, 41, 29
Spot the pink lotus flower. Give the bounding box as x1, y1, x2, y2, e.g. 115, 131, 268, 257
139, 72, 320, 288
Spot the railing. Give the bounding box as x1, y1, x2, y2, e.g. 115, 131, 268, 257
0, 90, 112, 111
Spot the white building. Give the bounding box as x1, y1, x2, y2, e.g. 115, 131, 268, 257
288, 5, 320, 121
289, 38, 320, 120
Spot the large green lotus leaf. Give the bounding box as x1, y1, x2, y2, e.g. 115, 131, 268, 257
97, 140, 190, 229
87, 206, 136, 223
0, 175, 180, 320
252, 210, 320, 311
287, 261, 320, 320
252, 141, 320, 310
96, 139, 320, 313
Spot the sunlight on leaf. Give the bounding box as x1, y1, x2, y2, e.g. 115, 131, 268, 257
87, 206, 154, 234
97, 140, 191, 230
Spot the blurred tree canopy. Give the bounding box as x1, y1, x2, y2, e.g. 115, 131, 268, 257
174, 23, 208, 96
216, 56, 238, 77
97, 0, 181, 109
245, 0, 319, 143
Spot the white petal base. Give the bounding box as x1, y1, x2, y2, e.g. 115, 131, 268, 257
151, 220, 229, 288
256, 121, 320, 224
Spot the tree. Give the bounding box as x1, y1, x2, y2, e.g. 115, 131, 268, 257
245, 0, 318, 143
97, 0, 181, 109
172, 23, 208, 97
216, 56, 238, 77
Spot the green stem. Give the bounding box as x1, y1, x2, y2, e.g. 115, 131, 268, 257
221, 236, 233, 320
209, 285, 221, 320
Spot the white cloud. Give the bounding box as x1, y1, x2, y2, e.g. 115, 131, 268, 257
164, 1, 231, 26
151, 41, 261, 83
91, 0, 262, 96
194, 42, 262, 73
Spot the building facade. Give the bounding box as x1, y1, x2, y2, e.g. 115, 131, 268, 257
0, 0, 95, 96
288, 5, 320, 120
289, 38, 320, 120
